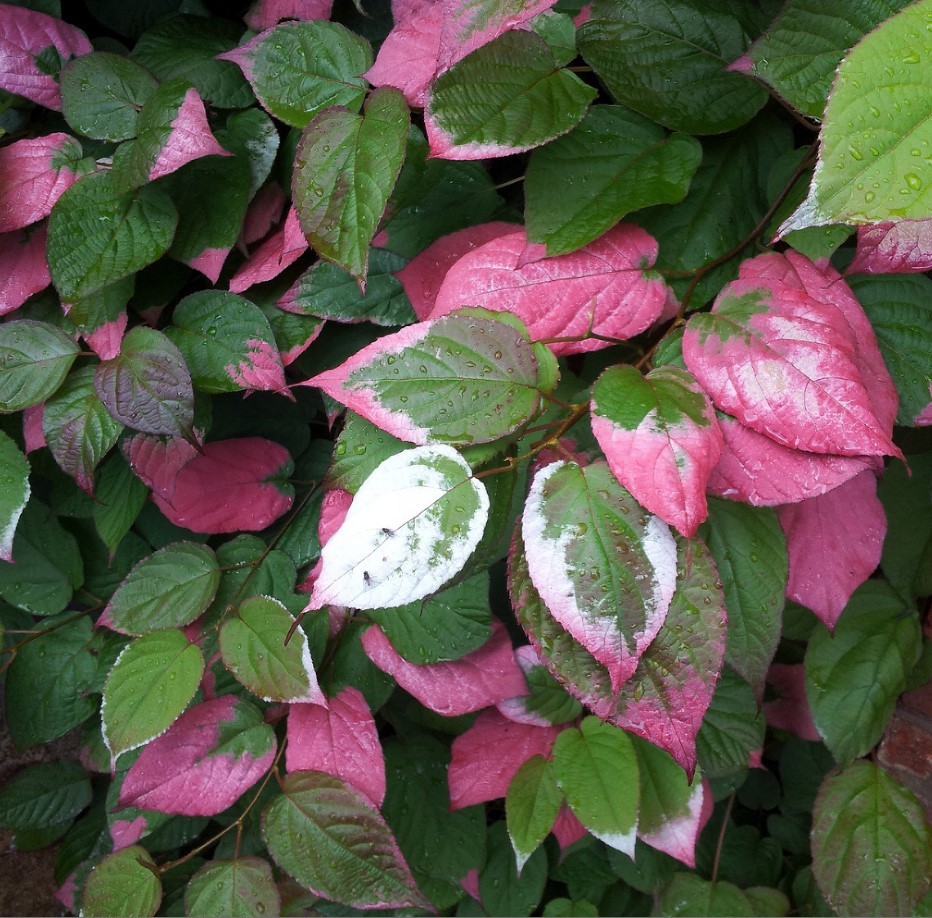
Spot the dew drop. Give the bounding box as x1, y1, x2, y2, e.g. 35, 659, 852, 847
848, 146, 864, 161
905, 172, 922, 190
864, 191, 875, 203
902, 50, 920, 64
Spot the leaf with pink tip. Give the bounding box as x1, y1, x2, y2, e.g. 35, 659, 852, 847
591, 365, 722, 538
0, 227, 51, 316
286, 687, 385, 806
683, 251, 900, 459
848, 219, 932, 274
522, 460, 678, 695
448, 708, 561, 810
362, 621, 527, 716
763, 663, 820, 742
777, 470, 885, 630
117, 696, 276, 816
430, 224, 670, 355
0, 6, 91, 109
244, 0, 333, 31
0, 134, 84, 233
229, 207, 308, 294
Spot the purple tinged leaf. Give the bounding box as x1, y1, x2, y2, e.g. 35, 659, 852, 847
591, 365, 723, 538
117, 696, 276, 816
0, 134, 83, 232
0, 6, 92, 109
229, 207, 308, 293
777, 470, 885, 630
286, 687, 385, 806
430, 224, 671, 355
522, 460, 677, 694
848, 219, 932, 274
0, 226, 51, 316
244, 0, 333, 30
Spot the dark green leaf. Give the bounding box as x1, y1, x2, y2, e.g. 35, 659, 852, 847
0, 430, 29, 562
184, 857, 281, 918
656, 872, 755, 916
696, 667, 765, 779
479, 821, 548, 917
92, 451, 148, 555
878, 453, 932, 600
0, 320, 81, 413
0, 761, 91, 832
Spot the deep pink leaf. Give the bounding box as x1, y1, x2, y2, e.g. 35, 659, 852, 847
707, 412, 875, 506
244, 0, 333, 30
23, 405, 46, 454
118, 696, 276, 816
916, 386, 932, 426
0, 134, 82, 232
396, 221, 519, 319
683, 251, 900, 458
147, 88, 229, 182
448, 708, 561, 810
285, 687, 385, 806
763, 663, 820, 741
83, 314, 127, 361
224, 338, 288, 393
186, 247, 230, 284
848, 220, 932, 274
319, 488, 353, 544
0, 226, 50, 316
242, 182, 286, 245
109, 816, 147, 851
361, 621, 527, 716
229, 207, 308, 293
552, 805, 588, 850
776, 470, 885, 630
124, 433, 198, 501
0, 6, 91, 108
430, 224, 670, 355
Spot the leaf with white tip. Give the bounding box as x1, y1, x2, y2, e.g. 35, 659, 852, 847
506, 754, 563, 873
0, 431, 30, 563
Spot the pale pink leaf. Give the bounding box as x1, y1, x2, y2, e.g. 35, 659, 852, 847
707, 412, 875, 506
393, 0, 433, 23
223, 338, 288, 393
285, 687, 385, 806
590, 365, 723, 538
763, 663, 820, 741
0, 133, 82, 232
229, 207, 308, 293
319, 487, 353, 545
244, 0, 333, 30
148, 88, 229, 182
448, 708, 561, 810
362, 620, 527, 716
242, 182, 286, 245
0, 226, 50, 316
109, 816, 147, 851
118, 696, 276, 816
0, 6, 91, 109
776, 470, 885, 630
638, 776, 704, 868
55, 875, 78, 913
848, 220, 932, 274
573, 4, 592, 26
495, 645, 555, 728
430, 224, 670, 355
682, 250, 900, 458
397, 221, 520, 319
23, 405, 46, 454
83, 314, 127, 361
916, 386, 932, 426
186, 247, 230, 284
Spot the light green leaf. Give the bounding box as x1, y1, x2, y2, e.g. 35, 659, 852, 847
184, 857, 281, 918
812, 761, 932, 916
102, 629, 204, 764
506, 755, 563, 873
0, 431, 29, 563
293, 86, 409, 284
779, 1, 932, 231
525, 105, 702, 255
82, 845, 162, 918
0, 320, 81, 413
326, 410, 411, 494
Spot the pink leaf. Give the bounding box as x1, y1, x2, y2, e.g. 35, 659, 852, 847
847, 220, 932, 274
916, 386, 932, 426
242, 182, 286, 245
285, 687, 385, 806
430, 225, 670, 355
23, 405, 46, 454
0, 6, 91, 109
55, 875, 78, 913
229, 207, 308, 293
590, 365, 723, 538
638, 777, 705, 868
707, 412, 875, 506
764, 663, 820, 741
83, 314, 127, 361
396, 221, 520, 319
118, 696, 276, 816
223, 338, 289, 393
460, 869, 481, 903
186, 247, 230, 284
776, 470, 885, 630
124, 433, 198, 502
148, 87, 230, 182
683, 250, 900, 459
0, 133, 82, 232
319, 487, 353, 544
0, 226, 50, 316
361, 621, 527, 716
110, 816, 147, 851
552, 805, 588, 851
244, 0, 333, 30
447, 708, 561, 809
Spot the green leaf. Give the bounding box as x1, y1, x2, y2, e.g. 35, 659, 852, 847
66, 276, 135, 342
105, 542, 220, 636
506, 755, 563, 873
215, 108, 280, 198
60, 51, 159, 141
543, 898, 599, 917
4, 613, 97, 748
219, 595, 322, 703
93, 451, 148, 555
578, 0, 767, 135
607, 840, 679, 894
744, 886, 791, 917
812, 761, 932, 916
293, 86, 409, 284
184, 857, 281, 918
633, 735, 700, 844
744, 0, 913, 118
696, 667, 765, 779
520, 662, 583, 726
848, 273, 932, 426
0, 320, 81, 413
0, 431, 29, 563
261, 770, 430, 910
208, 536, 297, 620
43, 365, 124, 494
780, 1, 932, 231
700, 499, 787, 698
94, 326, 194, 437
552, 717, 639, 855
82, 845, 162, 918
426, 30, 596, 158
0, 761, 90, 832
102, 629, 205, 764
656, 873, 755, 916
525, 105, 702, 255
805, 581, 920, 765
47, 171, 177, 302
327, 410, 411, 494
878, 453, 932, 600
480, 820, 548, 917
